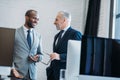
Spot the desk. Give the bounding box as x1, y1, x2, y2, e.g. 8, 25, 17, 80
0, 66, 11, 80
78, 75, 120, 80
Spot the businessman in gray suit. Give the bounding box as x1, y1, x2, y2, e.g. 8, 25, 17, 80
11, 9, 43, 80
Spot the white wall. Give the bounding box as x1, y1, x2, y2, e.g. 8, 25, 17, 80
0, 0, 88, 80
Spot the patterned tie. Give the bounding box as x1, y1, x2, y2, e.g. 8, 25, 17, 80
57, 30, 64, 44
27, 30, 31, 49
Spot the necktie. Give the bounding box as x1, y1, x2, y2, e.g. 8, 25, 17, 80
27, 30, 31, 49
57, 30, 64, 44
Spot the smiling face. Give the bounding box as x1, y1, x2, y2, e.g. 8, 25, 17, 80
54, 13, 65, 30
25, 10, 39, 29
54, 11, 71, 30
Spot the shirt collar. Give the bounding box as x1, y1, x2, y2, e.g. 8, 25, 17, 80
23, 25, 33, 32
63, 25, 70, 32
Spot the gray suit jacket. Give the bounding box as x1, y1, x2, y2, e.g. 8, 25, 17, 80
13, 26, 42, 80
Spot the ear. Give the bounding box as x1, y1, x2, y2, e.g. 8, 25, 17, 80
63, 18, 67, 23
25, 16, 29, 20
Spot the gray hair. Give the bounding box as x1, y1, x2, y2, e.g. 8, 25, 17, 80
58, 11, 71, 23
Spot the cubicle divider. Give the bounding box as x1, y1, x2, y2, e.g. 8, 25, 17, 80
0, 27, 15, 78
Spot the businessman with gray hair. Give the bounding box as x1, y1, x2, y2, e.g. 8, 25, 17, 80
46, 11, 82, 80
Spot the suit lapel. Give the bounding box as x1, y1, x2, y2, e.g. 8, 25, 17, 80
18, 27, 30, 49
55, 27, 72, 50
53, 33, 59, 50
61, 27, 71, 41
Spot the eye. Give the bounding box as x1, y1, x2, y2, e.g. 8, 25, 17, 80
32, 17, 39, 21
56, 19, 58, 21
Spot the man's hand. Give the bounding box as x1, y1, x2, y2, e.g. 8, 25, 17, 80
50, 52, 60, 60
29, 54, 40, 62
12, 68, 24, 78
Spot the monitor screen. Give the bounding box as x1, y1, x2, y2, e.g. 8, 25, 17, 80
79, 36, 120, 80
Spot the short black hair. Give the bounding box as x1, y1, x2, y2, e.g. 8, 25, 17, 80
25, 9, 37, 16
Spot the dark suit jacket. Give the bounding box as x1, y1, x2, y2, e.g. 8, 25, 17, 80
46, 27, 82, 80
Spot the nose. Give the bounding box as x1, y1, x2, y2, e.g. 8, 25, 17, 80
35, 18, 39, 22
54, 21, 56, 25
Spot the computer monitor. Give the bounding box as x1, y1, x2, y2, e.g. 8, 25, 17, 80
0, 27, 15, 76
65, 40, 81, 80
79, 36, 120, 80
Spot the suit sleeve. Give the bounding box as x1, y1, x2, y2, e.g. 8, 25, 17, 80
72, 31, 82, 40
37, 35, 43, 62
